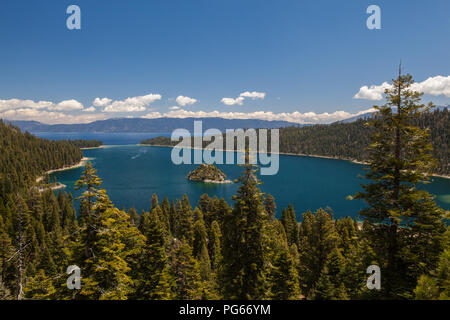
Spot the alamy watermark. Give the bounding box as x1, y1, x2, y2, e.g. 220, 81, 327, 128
366, 265, 381, 290
66, 5, 81, 30
170, 121, 279, 175
66, 265, 81, 290
366, 5, 381, 30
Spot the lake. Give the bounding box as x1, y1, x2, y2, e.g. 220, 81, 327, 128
37, 132, 450, 220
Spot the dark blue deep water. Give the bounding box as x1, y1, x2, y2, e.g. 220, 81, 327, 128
36, 133, 450, 220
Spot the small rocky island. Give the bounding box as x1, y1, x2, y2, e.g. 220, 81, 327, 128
187, 164, 232, 184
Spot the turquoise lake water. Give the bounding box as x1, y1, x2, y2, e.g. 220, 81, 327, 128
45, 141, 450, 221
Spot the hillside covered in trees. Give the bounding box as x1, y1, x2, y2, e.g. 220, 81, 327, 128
0, 121, 83, 200
141, 108, 449, 175
278, 108, 449, 175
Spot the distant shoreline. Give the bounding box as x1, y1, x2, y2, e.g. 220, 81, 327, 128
80, 146, 104, 150
138, 143, 450, 180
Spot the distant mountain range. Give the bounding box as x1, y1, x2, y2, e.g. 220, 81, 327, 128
8, 106, 447, 133
8, 117, 301, 133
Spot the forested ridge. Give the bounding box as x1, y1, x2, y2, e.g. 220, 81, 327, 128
278, 108, 449, 175
0, 120, 82, 199
0, 75, 449, 300
0, 121, 105, 201
64, 140, 103, 148
141, 108, 449, 175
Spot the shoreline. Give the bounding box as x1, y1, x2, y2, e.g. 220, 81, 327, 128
190, 179, 234, 184
80, 146, 104, 150
35, 157, 93, 183
139, 143, 450, 180
35, 182, 67, 192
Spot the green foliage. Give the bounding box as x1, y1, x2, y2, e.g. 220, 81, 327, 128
168, 240, 202, 299
281, 204, 299, 246
187, 164, 228, 182
220, 150, 271, 299
355, 72, 447, 299
298, 208, 339, 298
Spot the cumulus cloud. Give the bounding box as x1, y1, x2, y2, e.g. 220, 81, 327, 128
141, 112, 163, 119
169, 106, 180, 110
354, 75, 450, 100
0, 98, 83, 112
354, 82, 391, 100
221, 91, 266, 106
411, 75, 450, 97
102, 93, 162, 112
0, 108, 107, 124
82, 106, 96, 112
93, 97, 112, 107
141, 107, 377, 124
240, 91, 266, 100
50, 99, 84, 111
221, 97, 245, 106
176, 96, 197, 106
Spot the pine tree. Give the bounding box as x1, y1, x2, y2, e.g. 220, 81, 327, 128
281, 204, 299, 246
74, 162, 102, 225
13, 194, 32, 300
160, 196, 171, 233
174, 195, 194, 244
74, 162, 103, 261
208, 220, 222, 273
414, 229, 450, 300
73, 173, 145, 299
0, 217, 13, 299
313, 249, 348, 300
168, 240, 201, 299
354, 69, 447, 298
220, 149, 271, 299
298, 208, 339, 298
134, 208, 171, 299
264, 194, 277, 220
269, 242, 301, 300
192, 217, 208, 259
24, 269, 56, 300
127, 207, 139, 227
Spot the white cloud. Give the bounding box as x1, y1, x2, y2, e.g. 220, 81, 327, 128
0, 98, 83, 112
354, 75, 450, 100
353, 82, 391, 100
176, 95, 197, 106
141, 112, 163, 119
82, 106, 96, 112
221, 91, 266, 105
102, 93, 162, 112
240, 91, 266, 100
221, 97, 245, 106
51, 99, 84, 111
141, 107, 377, 124
410, 75, 450, 97
93, 97, 112, 107
169, 106, 180, 110
0, 108, 107, 124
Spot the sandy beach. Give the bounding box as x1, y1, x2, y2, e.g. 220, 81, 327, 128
35, 157, 93, 183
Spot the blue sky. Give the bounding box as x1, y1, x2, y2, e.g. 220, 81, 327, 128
0, 0, 449, 124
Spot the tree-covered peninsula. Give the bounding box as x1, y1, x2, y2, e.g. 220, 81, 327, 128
140, 108, 449, 176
